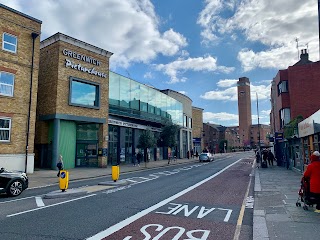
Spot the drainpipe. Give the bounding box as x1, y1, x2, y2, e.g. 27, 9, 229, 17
25, 32, 39, 173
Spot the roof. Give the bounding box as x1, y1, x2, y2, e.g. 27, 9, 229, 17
0, 3, 42, 24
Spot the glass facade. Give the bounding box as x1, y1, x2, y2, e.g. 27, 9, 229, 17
109, 71, 183, 126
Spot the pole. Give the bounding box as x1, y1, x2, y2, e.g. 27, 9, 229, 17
25, 32, 39, 173
256, 93, 261, 157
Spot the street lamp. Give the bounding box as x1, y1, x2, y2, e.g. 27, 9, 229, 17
256, 93, 261, 158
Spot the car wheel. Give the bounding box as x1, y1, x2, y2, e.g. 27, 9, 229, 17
7, 180, 23, 197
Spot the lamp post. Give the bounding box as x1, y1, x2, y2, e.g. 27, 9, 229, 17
256, 93, 261, 158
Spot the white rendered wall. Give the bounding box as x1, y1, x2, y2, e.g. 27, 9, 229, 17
0, 154, 34, 173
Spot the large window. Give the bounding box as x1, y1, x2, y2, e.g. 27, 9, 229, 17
0, 117, 11, 142
69, 77, 100, 108
280, 108, 290, 128
0, 71, 14, 96
278, 81, 288, 95
2, 33, 17, 53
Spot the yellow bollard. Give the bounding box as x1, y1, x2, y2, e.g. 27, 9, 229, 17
111, 165, 120, 182
59, 170, 69, 192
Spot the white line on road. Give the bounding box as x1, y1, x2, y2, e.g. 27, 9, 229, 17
35, 197, 45, 207
7, 194, 96, 217
86, 158, 243, 240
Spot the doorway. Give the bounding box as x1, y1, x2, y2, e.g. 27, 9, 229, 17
76, 141, 98, 167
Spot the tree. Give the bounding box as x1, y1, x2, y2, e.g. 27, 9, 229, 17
138, 129, 156, 167
284, 115, 304, 139
159, 122, 180, 148
219, 140, 227, 153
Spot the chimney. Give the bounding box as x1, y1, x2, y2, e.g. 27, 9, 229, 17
300, 49, 309, 61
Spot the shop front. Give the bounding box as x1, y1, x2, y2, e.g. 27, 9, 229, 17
298, 109, 320, 171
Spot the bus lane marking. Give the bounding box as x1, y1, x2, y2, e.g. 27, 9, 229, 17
86, 158, 242, 240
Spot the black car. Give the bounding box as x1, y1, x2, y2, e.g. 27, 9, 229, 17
0, 168, 28, 197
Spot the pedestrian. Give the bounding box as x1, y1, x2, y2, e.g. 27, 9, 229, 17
187, 150, 190, 159
136, 151, 142, 167
303, 151, 320, 213
262, 150, 268, 166
267, 150, 275, 166
195, 151, 199, 159
56, 154, 64, 177
132, 153, 137, 166
190, 149, 194, 158
168, 151, 172, 164
256, 151, 261, 168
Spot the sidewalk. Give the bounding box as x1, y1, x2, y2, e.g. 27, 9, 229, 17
27, 157, 202, 189
253, 164, 320, 240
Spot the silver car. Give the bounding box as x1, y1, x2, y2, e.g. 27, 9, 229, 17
199, 153, 214, 162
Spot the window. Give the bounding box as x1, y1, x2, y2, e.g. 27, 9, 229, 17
0, 72, 14, 96
0, 117, 11, 142
2, 33, 17, 53
278, 81, 288, 95
69, 77, 100, 108
280, 108, 290, 128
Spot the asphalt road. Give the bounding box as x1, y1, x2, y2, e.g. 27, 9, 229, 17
0, 152, 254, 240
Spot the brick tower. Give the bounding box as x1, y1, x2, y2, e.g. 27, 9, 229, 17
237, 77, 252, 147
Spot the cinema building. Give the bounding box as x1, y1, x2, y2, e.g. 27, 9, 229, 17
0, 4, 42, 173
35, 33, 113, 170
108, 72, 184, 165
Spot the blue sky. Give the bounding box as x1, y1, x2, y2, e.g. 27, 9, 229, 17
2, 0, 319, 126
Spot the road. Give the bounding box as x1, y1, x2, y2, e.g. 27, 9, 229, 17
0, 152, 255, 240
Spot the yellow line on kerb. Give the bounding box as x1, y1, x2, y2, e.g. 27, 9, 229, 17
233, 174, 252, 240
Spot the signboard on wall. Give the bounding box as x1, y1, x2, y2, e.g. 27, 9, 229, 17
275, 132, 284, 140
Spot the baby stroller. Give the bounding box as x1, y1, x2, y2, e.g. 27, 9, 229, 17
296, 177, 317, 210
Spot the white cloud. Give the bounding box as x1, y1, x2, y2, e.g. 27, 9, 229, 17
178, 90, 187, 95
217, 79, 238, 88
198, 0, 319, 70
154, 56, 234, 83
4, 0, 187, 68
201, 82, 271, 102
203, 111, 239, 125
144, 72, 154, 79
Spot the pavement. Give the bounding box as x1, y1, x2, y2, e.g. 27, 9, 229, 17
254, 163, 320, 240
26, 153, 320, 239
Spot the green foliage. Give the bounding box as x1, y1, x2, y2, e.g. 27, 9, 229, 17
284, 115, 304, 138
138, 129, 156, 149
159, 122, 180, 148
219, 140, 227, 151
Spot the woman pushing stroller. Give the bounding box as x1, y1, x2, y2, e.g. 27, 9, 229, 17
303, 151, 320, 212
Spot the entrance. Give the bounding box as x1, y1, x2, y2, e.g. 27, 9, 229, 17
76, 141, 98, 167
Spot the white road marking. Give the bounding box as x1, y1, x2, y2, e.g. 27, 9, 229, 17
35, 197, 45, 207
7, 194, 96, 217
86, 158, 243, 240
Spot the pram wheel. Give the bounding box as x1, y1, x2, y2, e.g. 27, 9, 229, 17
296, 202, 301, 207
303, 205, 308, 210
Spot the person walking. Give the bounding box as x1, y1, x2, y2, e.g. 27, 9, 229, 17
132, 153, 137, 166
136, 151, 142, 167
56, 154, 64, 177
256, 151, 261, 168
303, 151, 320, 212
267, 150, 275, 166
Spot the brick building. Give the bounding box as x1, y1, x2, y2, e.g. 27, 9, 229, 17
0, 4, 41, 173
35, 33, 113, 170
271, 49, 320, 132
192, 106, 204, 154
237, 77, 252, 147
250, 124, 271, 148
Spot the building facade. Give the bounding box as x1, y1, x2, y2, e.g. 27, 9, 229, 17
192, 106, 204, 154
237, 77, 252, 147
161, 89, 192, 158
0, 4, 42, 173
250, 124, 271, 148
35, 33, 113, 170
270, 50, 320, 167
108, 72, 183, 164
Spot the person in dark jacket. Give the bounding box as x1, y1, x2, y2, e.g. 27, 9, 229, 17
56, 154, 64, 177
303, 151, 320, 212
267, 150, 275, 166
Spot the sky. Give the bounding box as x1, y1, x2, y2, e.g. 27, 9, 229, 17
1, 0, 319, 126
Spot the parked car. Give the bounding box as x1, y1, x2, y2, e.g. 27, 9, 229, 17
199, 153, 214, 162
0, 168, 28, 197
